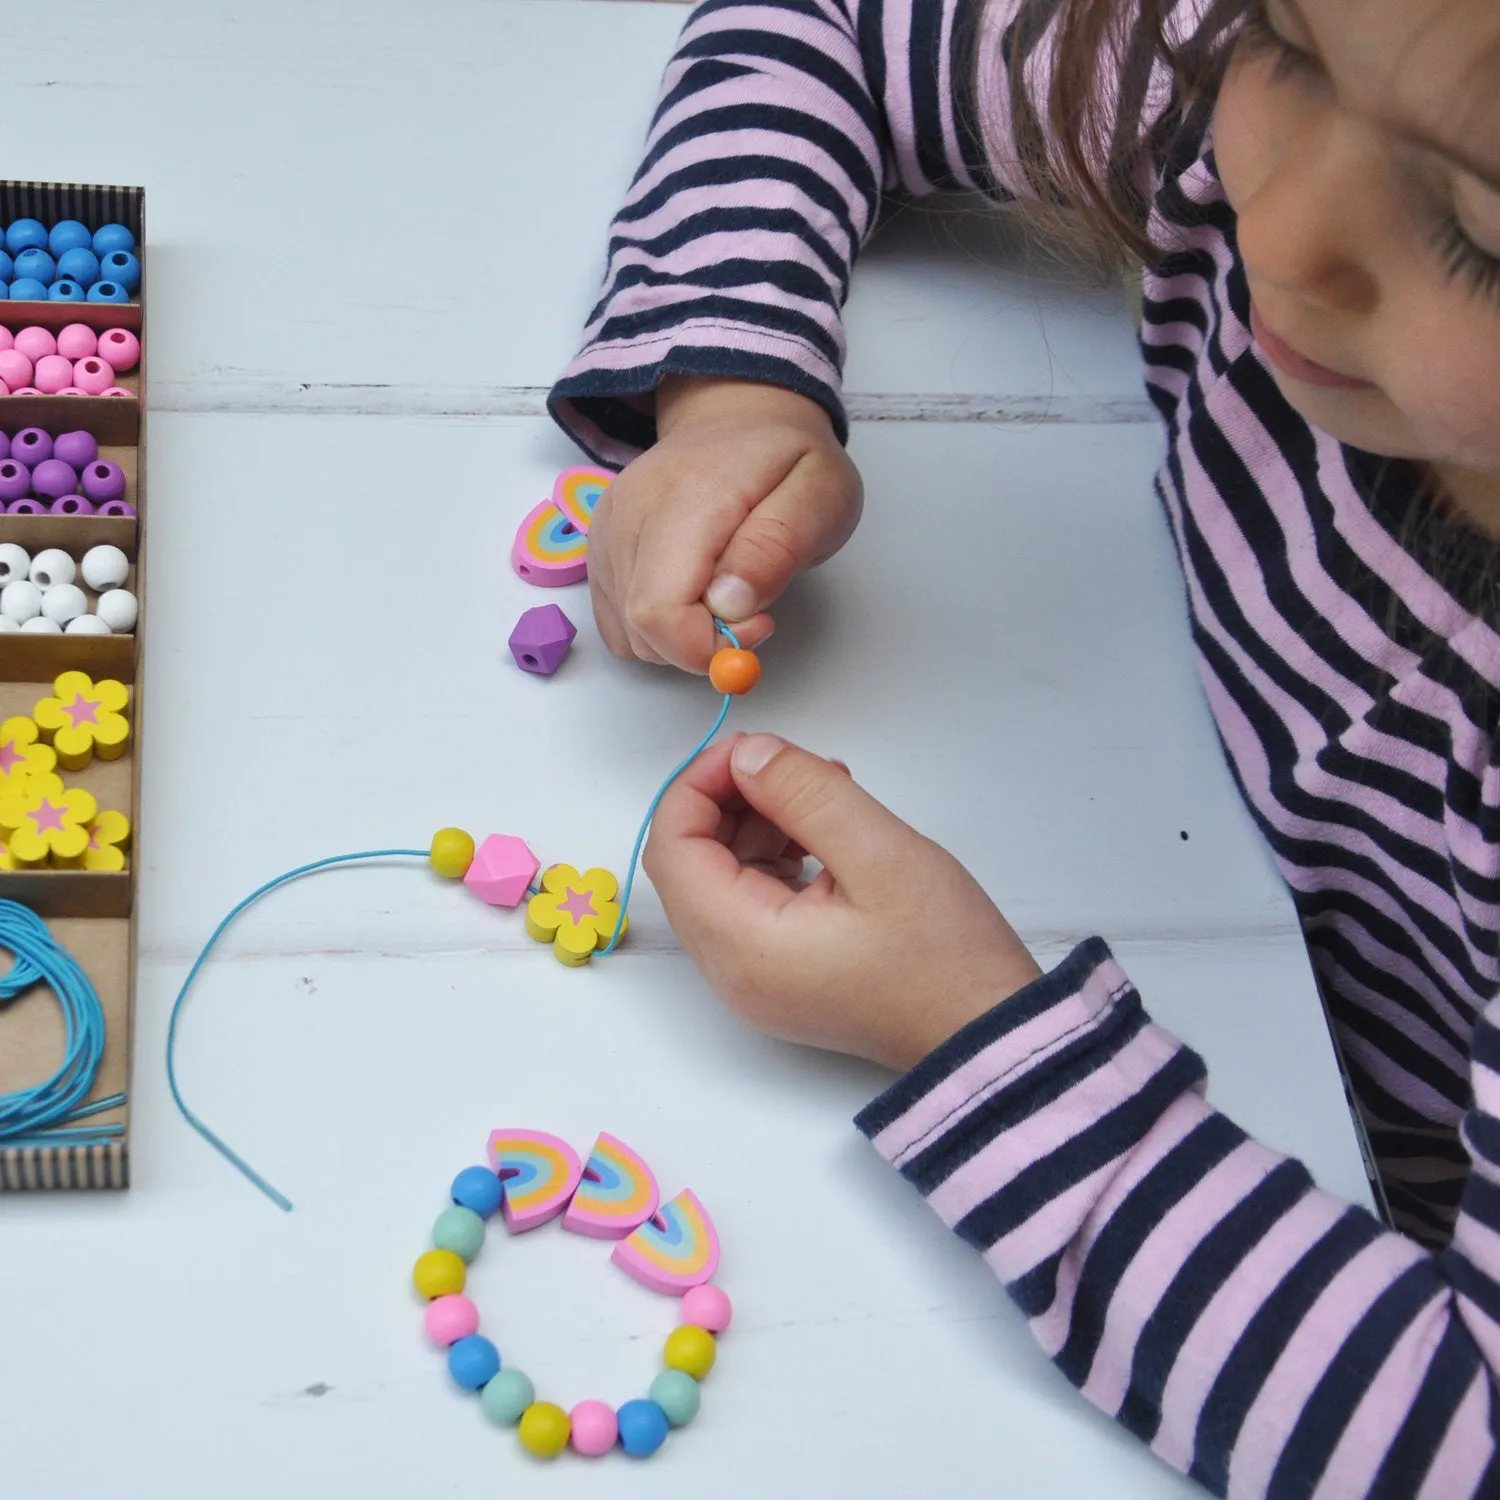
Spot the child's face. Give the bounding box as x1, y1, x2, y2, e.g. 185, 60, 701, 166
1214, 0, 1500, 500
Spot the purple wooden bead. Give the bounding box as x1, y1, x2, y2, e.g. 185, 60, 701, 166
0, 459, 30, 503
508, 603, 577, 676
53, 430, 98, 470
31, 458, 78, 501
10, 427, 52, 466
80, 459, 126, 504
97, 499, 136, 518
0, 432, 8, 461
50, 494, 94, 516
6, 497, 45, 514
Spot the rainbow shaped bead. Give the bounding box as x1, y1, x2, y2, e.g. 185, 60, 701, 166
487, 1129, 583, 1233
551, 466, 611, 536
611, 1188, 720, 1295
511, 499, 588, 587
563, 1132, 660, 1240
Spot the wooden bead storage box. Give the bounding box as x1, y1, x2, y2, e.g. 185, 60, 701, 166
0, 180, 145, 1192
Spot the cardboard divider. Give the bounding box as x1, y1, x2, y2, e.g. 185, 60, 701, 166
0, 177, 144, 1194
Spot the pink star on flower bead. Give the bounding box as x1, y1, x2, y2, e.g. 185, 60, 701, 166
462, 833, 540, 909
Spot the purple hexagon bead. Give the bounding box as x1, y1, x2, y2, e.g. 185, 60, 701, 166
80, 459, 126, 504
0, 459, 30, 503
53, 430, 99, 470
97, 499, 136, 518
508, 604, 577, 676
50, 495, 95, 516
6, 497, 46, 514
31, 458, 79, 501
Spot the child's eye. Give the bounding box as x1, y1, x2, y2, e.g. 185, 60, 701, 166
1241, 6, 1321, 83
1431, 214, 1500, 306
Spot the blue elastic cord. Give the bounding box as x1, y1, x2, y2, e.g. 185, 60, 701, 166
0, 899, 126, 1149
165, 849, 426, 1211
597, 620, 741, 955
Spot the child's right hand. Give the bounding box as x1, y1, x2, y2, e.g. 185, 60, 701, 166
587, 375, 863, 672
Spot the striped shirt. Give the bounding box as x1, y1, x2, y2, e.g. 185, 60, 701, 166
548, 2, 1500, 1493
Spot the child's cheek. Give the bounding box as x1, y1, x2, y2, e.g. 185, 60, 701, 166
1209, 49, 1276, 220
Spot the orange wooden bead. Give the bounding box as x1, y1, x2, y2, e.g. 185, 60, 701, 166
709, 648, 761, 695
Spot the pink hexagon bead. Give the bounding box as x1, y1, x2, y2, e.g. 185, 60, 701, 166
97, 327, 140, 372
569, 1402, 619, 1457
462, 833, 540, 909
13, 326, 56, 363
508, 603, 577, 677
72, 356, 115, 395
681, 1283, 733, 1334
56, 323, 98, 360
425, 1294, 480, 1347
0, 350, 33, 391
34, 355, 73, 395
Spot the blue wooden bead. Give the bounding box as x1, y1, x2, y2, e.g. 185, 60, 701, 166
9, 278, 49, 301
616, 1399, 670, 1457
92, 223, 135, 257
13, 248, 55, 284
101, 250, 140, 292
0, 252, 12, 284
86, 281, 129, 304
480, 1368, 534, 1424
49, 280, 85, 303
432, 1205, 486, 1260
5, 219, 48, 254
48, 220, 92, 256
56, 247, 100, 287
0, 284, 9, 300
649, 1370, 702, 1426
448, 1334, 501, 1391
450, 1164, 505, 1218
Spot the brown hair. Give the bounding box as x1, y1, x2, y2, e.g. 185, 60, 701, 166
991, 0, 1253, 269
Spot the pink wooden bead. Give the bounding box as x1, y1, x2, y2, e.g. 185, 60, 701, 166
0, 350, 33, 391
97, 327, 140, 372
102, 387, 133, 398
681, 1283, 732, 1333
13, 326, 57, 363
0, 327, 12, 352
424, 1294, 480, 1346
72, 356, 115, 395
8, 387, 41, 396
56, 323, 98, 360
569, 1401, 619, 1457
57, 387, 87, 396
33, 355, 73, 395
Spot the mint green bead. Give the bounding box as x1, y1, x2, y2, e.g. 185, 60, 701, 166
480, 1368, 535, 1425
432, 1206, 485, 1261
649, 1369, 702, 1426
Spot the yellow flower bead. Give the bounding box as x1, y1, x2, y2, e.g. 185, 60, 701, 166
0, 716, 56, 798
412, 1248, 466, 1300
428, 826, 475, 880
0, 772, 97, 867
83, 809, 132, 873
33, 672, 131, 771
523, 863, 627, 967
664, 1324, 717, 1380
517, 1401, 571, 1459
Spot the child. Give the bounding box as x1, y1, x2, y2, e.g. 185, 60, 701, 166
551, 1, 1500, 1493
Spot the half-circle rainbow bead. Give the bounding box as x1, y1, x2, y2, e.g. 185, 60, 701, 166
487, 1129, 583, 1233
611, 1188, 720, 1294
551, 466, 611, 536
511, 499, 589, 586
563, 1131, 660, 1240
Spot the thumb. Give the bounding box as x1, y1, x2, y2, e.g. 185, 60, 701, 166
704, 461, 856, 622
729, 735, 912, 895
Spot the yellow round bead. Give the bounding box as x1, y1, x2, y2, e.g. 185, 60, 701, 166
429, 827, 476, 880
412, 1248, 466, 1300
664, 1324, 717, 1380
517, 1401, 571, 1459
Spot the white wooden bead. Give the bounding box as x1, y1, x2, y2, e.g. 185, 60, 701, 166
95, 588, 138, 633
81, 544, 130, 592
29, 548, 76, 591
20, 616, 61, 633
0, 542, 29, 586
40, 583, 88, 625
0, 617, 19, 632
0, 579, 43, 622
65, 613, 112, 635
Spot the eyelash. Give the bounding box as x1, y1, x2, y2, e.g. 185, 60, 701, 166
1239, 5, 1500, 307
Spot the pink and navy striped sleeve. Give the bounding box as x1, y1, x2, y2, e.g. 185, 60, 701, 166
551, 1, 1500, 1494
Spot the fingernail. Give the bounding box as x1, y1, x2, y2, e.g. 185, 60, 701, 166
732, 733, 785, 778
706, 573, 757, 621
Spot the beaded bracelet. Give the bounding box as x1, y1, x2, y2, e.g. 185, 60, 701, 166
412, 1129, 730, 1461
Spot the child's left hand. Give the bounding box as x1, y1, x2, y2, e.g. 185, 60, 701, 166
643, 733, 1044, 1070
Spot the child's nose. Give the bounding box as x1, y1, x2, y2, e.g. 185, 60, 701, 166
1235, 115, 1380, 317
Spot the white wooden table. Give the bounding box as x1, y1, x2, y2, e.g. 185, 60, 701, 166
0, 5, 1370, 1498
